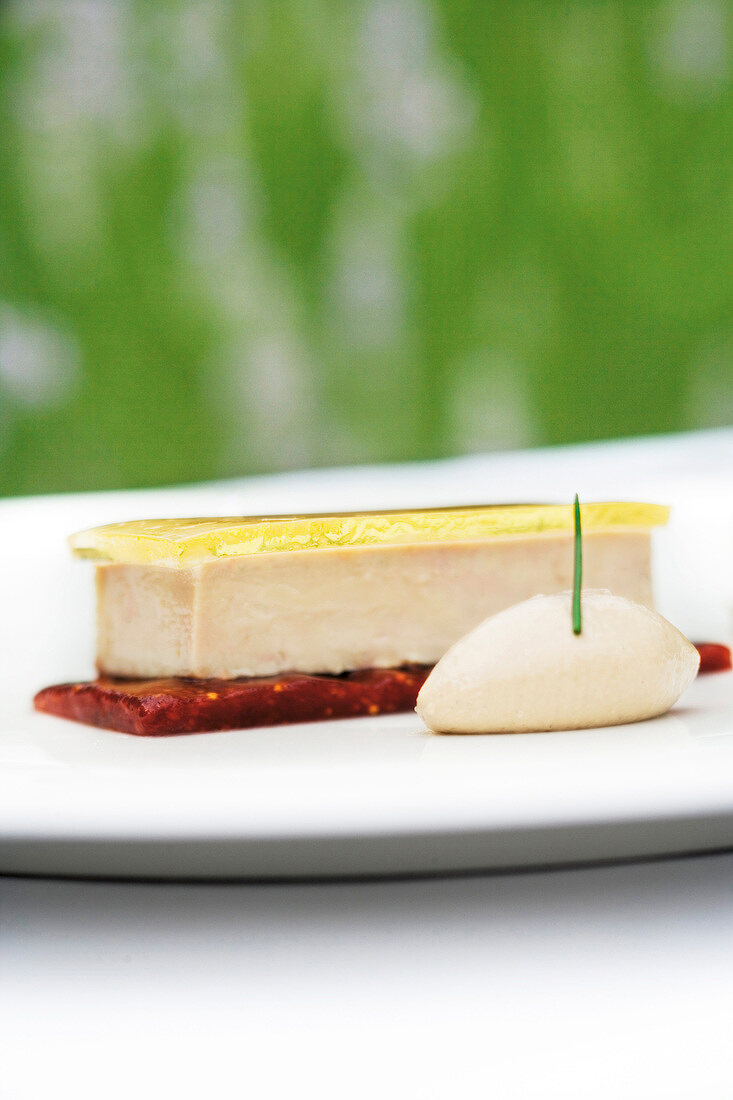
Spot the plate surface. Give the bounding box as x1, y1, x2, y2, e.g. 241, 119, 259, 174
4, 431, 733, 878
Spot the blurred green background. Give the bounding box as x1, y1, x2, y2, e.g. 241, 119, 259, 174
0, 1, 730, 496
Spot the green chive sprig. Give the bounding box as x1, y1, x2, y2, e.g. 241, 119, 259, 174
572, 493, 582, 635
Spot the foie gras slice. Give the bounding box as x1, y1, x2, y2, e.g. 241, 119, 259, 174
70, 503, 669, 680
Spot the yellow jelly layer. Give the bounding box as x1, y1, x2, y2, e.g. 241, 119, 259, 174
69, 502, 669, 567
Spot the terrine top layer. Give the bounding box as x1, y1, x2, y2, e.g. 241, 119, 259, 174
69, 502, 669, 567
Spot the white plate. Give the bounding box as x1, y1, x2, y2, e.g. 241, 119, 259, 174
4, 430, 733, 879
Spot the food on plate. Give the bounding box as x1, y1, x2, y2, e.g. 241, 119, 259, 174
416, 589, 700, 734
33, 667, 431, 736
417, 499, 700, 735
35, 501, 675, 735
70, 503, 666, 680
415, 494, 699, 739
693, 642, 732, 674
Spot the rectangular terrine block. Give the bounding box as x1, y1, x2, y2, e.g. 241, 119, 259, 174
95, 530, 654, 679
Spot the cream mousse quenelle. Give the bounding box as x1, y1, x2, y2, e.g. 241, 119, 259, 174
416, 589, 700, 735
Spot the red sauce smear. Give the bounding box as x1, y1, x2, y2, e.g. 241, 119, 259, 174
694, 642, 732, 675
33, 666, 432, 736
33, 643, 731, 737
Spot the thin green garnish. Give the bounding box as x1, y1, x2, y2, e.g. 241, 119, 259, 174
572, 493, 582, 635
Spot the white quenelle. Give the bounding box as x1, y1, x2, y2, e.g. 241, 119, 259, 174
416, 589, 700, 734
